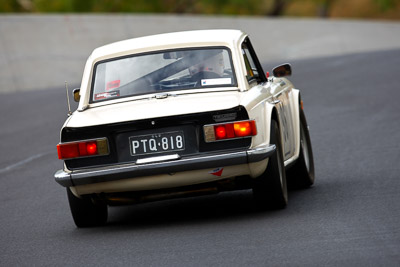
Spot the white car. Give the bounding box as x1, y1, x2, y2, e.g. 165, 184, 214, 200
55, 29, 314, 227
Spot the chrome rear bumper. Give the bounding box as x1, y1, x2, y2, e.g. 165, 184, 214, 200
55, 145, 275, 187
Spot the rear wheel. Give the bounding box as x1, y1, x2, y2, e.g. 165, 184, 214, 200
67, 188, 108, 228
287, 108, 315, 188
252, 120, 288, 209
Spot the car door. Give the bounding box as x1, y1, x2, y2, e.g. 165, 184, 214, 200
241, 38, 295, 161
272, 79, 295, 161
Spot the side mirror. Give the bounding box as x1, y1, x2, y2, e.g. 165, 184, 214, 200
73, 88, 80, 102
272, 63, 292, 77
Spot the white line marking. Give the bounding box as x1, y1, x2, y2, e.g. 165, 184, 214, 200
0, 153, 48, 174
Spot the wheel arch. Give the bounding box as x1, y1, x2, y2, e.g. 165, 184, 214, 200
265, 103, 282, 145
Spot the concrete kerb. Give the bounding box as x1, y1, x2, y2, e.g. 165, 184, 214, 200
1, 14, 400, 93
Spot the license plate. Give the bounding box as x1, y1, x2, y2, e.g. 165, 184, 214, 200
129, 131, 185, 156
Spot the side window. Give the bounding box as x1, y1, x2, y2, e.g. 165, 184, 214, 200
242, 43, 259, 83
241, 39, 266, 84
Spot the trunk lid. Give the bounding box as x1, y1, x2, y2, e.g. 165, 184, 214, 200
67, 90, 242, 128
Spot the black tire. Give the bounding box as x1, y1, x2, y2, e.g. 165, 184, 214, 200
67, 188, 108, 228
252, 120, 288, 209
287, 108, 315, 189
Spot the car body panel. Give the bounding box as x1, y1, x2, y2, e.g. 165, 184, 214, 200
67, 90, 242, 128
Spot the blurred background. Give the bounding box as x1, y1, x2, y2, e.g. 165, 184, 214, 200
1, 0, 400, 94
1, 0, 400, 20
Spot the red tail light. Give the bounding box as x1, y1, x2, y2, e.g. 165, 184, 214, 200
57, 138, 109, 160
204, 120, 257, 142
85, 142, 98, 155
215, 125, 227, 139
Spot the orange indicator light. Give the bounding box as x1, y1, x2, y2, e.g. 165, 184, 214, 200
234, 121, 251, 136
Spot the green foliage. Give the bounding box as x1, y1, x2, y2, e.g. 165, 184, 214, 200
0, 0, 28, 12
0, 0, 269, 14
0, 0, 398, 19
374, 0, 397, 10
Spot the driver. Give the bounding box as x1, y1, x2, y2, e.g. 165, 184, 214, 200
189, 52, 225, 81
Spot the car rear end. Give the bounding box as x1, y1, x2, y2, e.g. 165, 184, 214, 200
56, 101, 278, 203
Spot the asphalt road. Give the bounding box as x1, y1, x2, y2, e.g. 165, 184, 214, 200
1, 49, 400, 266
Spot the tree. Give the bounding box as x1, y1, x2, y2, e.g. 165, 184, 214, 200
269, 0, 287, 16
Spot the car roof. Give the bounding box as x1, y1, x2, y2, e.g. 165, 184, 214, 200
90, 29, 247, 60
